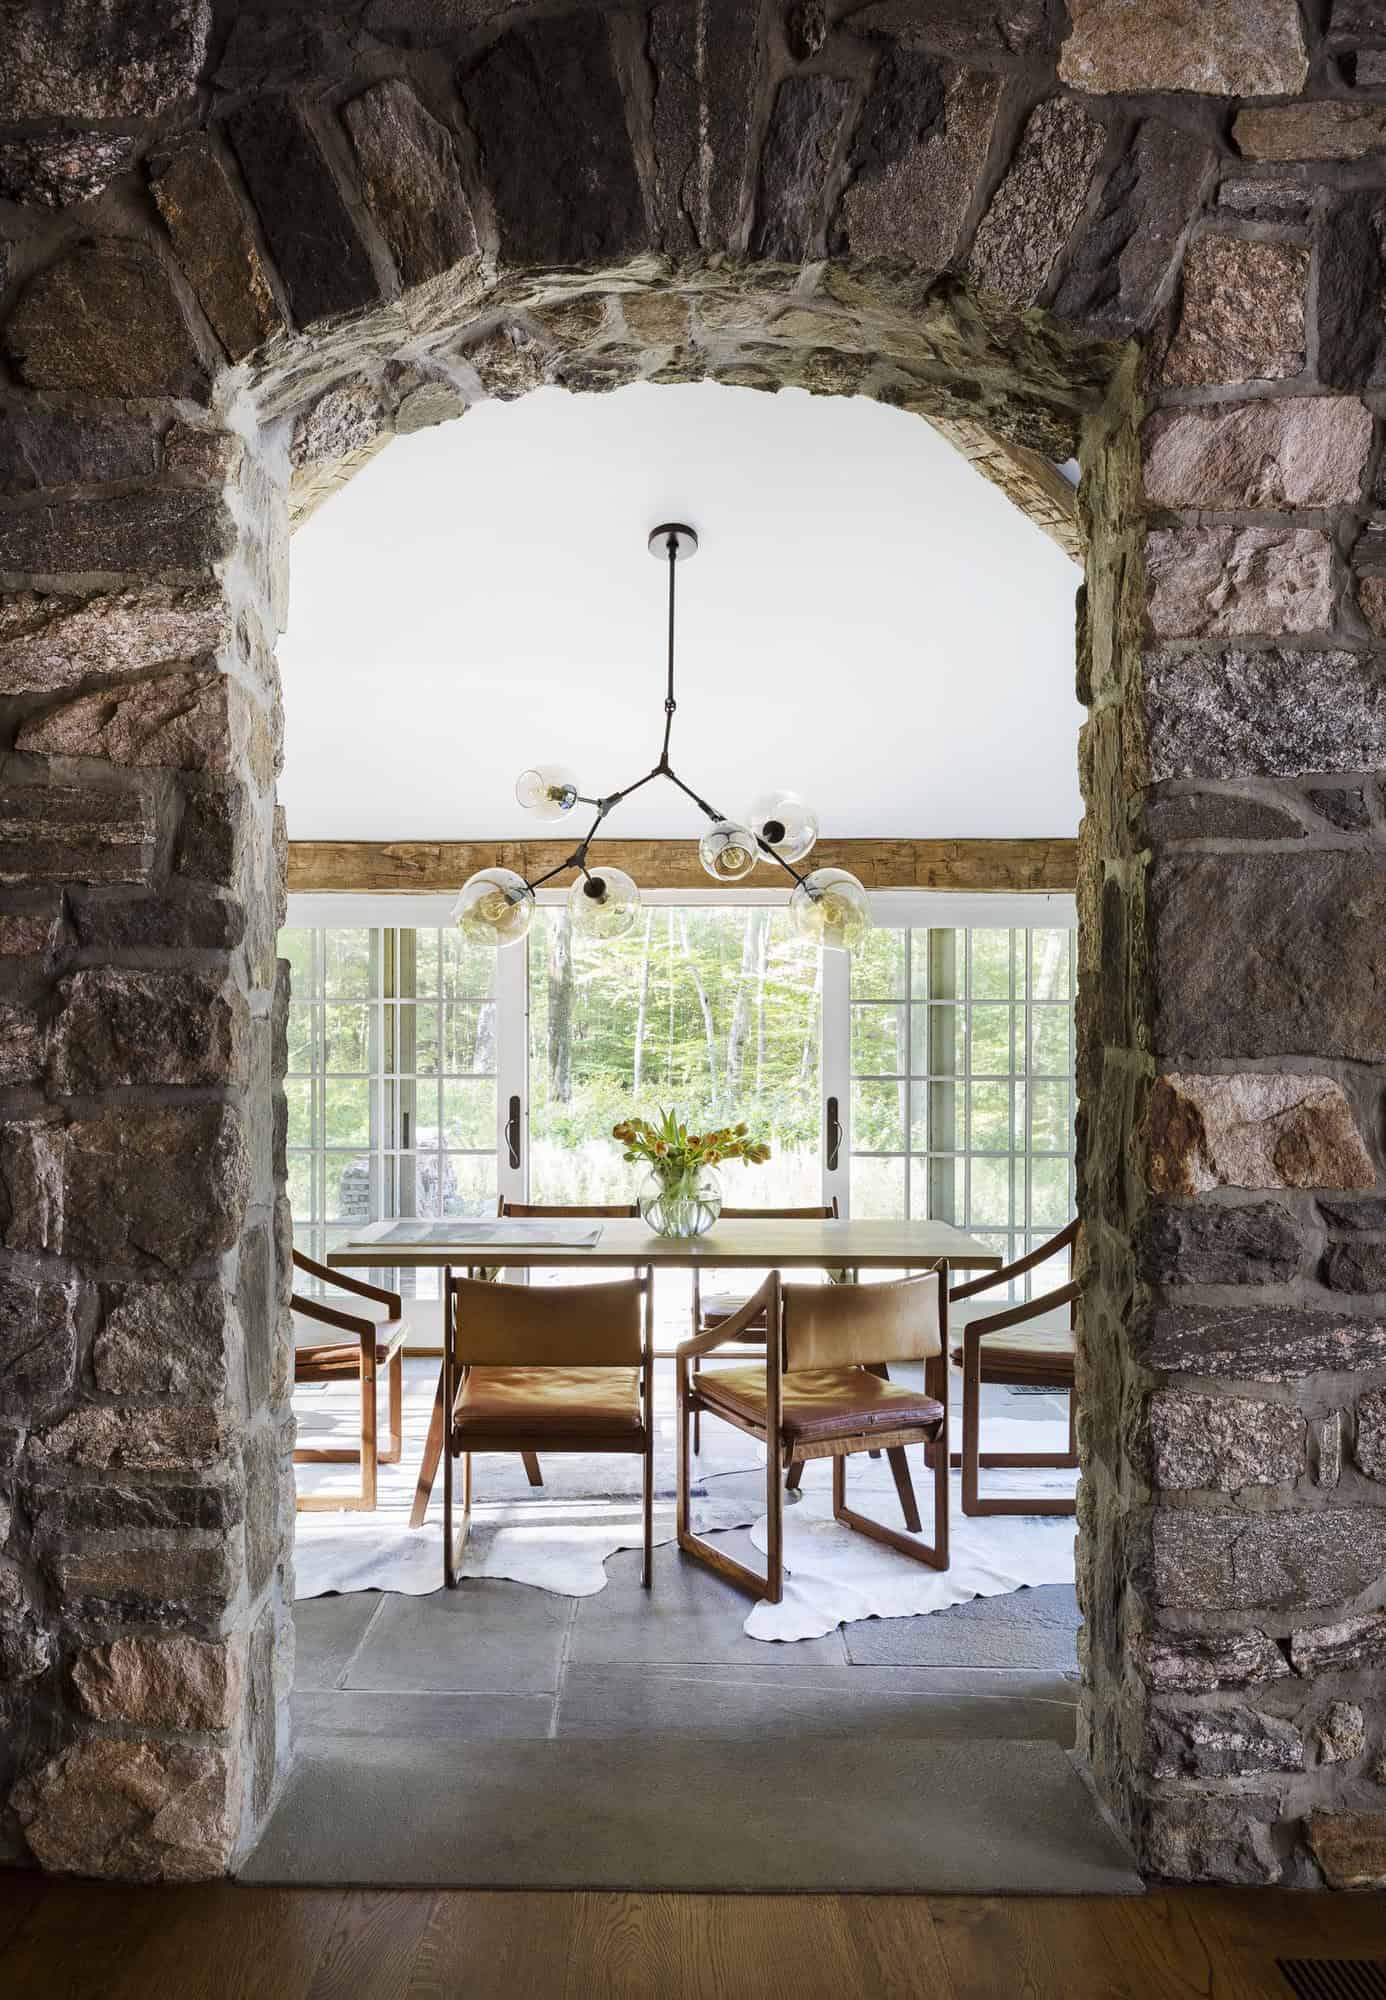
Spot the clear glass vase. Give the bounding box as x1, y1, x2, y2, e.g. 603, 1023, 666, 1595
638, 1165, 723, 1239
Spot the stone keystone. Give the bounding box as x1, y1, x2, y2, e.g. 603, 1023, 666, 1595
1147, 1073, 1375, 1195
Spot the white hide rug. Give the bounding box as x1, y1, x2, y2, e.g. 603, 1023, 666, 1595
293, 1357, 1077, 1642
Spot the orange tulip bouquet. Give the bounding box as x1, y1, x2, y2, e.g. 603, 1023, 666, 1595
613, 1108, 771, 1238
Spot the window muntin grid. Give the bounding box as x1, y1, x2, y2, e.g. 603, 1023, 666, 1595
282, 925, 498, 1298
848, 927, 1076, 1297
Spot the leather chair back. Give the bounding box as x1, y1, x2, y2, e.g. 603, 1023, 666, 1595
780, 1269, 942, 1371
500, 1201, 639, 1218
451, 1273, 646, 1367
717, 1200, 839, 1220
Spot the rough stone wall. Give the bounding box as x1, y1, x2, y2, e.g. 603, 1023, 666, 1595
1, 0, 1386, 1886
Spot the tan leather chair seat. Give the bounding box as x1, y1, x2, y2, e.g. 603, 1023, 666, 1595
453, 1365, 643, 1439
949, 1321, 1076, 1386
296, 1325, 407, 1380
697, 1364, 945, 1446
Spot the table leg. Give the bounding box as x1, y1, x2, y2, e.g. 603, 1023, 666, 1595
411, 1366, 445, 1530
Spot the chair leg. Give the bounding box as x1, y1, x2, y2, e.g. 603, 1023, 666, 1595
764, 1434, 783, 1606
693, 1404, 701, 1455
886, 1445, 922, 1533
411, 1367, 445, 1529
677, 1381, 785, 1603
961, 1340, 982, 1517
382, 1348, 403, 1465
360, 1348, 378, 1511
833, 1438, 948, 1571
785, 1458, 804, 1491
521, 1451, 544, 1488
642, 1436, 654, 1591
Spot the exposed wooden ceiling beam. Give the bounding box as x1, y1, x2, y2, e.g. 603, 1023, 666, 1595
287, 838, 1077, 896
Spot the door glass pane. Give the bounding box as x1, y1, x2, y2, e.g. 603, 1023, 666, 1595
324, 1003, 375, 1074
852, 926, 908, 1002
852, 1004, 907, 1076
324, 929, 377, 998
852, 923, 1076, 1294
442, 1078, 494, 1150
529, 905, 821, 1208
324, 1078, 373, 1149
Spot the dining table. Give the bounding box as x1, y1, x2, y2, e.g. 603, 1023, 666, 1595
328, 1216, 1003, 1527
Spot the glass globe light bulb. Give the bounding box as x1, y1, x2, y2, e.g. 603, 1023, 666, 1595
698, 819, 758, 883
452, 867, 535, 949
569, 866, 640, 941
515, 764, 580, 820
748, 789, 818, 864
789, 868, 871, 953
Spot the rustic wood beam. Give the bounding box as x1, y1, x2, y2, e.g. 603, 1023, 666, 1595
287, 838, 1077, 895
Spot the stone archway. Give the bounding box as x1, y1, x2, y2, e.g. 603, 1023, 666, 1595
2, 0, 1385, 1891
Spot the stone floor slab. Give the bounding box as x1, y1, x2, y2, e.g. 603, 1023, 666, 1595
554, 1664, 1076, 1745
566, 1544, 848, 1668
290, 1591, 383, 1691
240, 1736, 1141, 1893
844, 1583, 1081, 1670
293, 1689, 556, 1740
342, 1578, 575, 1694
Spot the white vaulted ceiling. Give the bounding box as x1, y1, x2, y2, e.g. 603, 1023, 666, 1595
277, 382, 1082, 842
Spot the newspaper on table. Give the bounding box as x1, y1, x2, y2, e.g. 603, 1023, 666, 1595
367, 1219, 604, 1249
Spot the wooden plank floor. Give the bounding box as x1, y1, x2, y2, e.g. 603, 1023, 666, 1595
1, 1874, 1383, 1998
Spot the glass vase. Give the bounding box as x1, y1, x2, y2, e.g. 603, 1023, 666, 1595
638, 1165, 723, 1239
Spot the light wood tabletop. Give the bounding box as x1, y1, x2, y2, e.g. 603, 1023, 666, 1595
327, 1216, 1002, 1272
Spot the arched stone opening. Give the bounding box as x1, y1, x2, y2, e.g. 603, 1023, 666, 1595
1, 0, 1384, 1893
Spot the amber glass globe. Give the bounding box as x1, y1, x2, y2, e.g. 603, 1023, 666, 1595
698, 819, 758, 882
748, 790, 818, 864
569, 866, 640, 940
453, 868, 535, 948
514, 764, 580, 820
788, 868, 870, 953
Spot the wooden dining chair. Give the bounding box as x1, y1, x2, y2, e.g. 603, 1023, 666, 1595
443, 1270, 654, 1589
689, 1200, 839, 1477
291, 1249, 409, 1512
676, 1267, 949, 1604
947, 1220, 1081, 1518
407, 1200, 639, 1527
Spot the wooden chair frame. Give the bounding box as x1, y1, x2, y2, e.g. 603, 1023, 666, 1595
443, 1267, 655, 1590
687, 1199, 840, 1477
676, 1270, 950, 1605
948, 1221, 1081, 1518
291, 1249, 408, 1512
409, 1200, 639, 1527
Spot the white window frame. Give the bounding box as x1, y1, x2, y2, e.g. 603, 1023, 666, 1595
285, 888, 1077, 1244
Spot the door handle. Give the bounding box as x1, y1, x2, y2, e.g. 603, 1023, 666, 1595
825, 1094, 842, 1173
505, 1094, 522, 1171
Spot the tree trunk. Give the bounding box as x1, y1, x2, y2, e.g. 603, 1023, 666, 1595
677, 911, 719, 1092
725, 908, 762, 1092
754, 909, 769, 1093
633, 909, 654, 1094
547, 911, 574, 1104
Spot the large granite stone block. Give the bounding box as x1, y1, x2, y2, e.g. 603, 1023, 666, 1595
150, 138, 285, 363
0, 494, 234, 584
1140, 649, 1386, 785
1053, 118, 1215, 339
1141, 399, 1371, 510
0, 781, 158, 886
1, 245, 208, 400
48, 970, 248, 1094
13, 1737, 239, 1883
226, 98, 378, 329
0, 0, 210, 122
1155, 1508, 1386, 1611
649, 0, 761, 255
1138, 1200, 1303, 1287
1144, 530, 1333, 642
831, 51, 1001, 273
1147, 1072, 1374, 1195
1150, 853, 1386, 1063
458, 15, 646, 268
341, 78, 478, 288
1151, 1391, 1305, 1492
752, 76, 856, 262
1162, 236, 1307, 386
967, 97, 1105, 308
1143, 1304, 1386, 1381
1060, 0, 1307, 95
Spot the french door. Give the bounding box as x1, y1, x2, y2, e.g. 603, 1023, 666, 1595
282, 896, 1076, 1308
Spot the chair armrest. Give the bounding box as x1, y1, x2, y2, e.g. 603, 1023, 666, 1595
292, 1248, 402, 1316
960, 1279, 1081, 1343
949, 1220, 1078, 1303
676, 1273, 778, 1360
290, 1293, 377, 1342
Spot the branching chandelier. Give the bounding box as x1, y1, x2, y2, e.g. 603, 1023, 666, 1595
454, 523, 872, 953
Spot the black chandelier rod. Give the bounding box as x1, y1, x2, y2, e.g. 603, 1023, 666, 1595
519, 525, 809, 894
